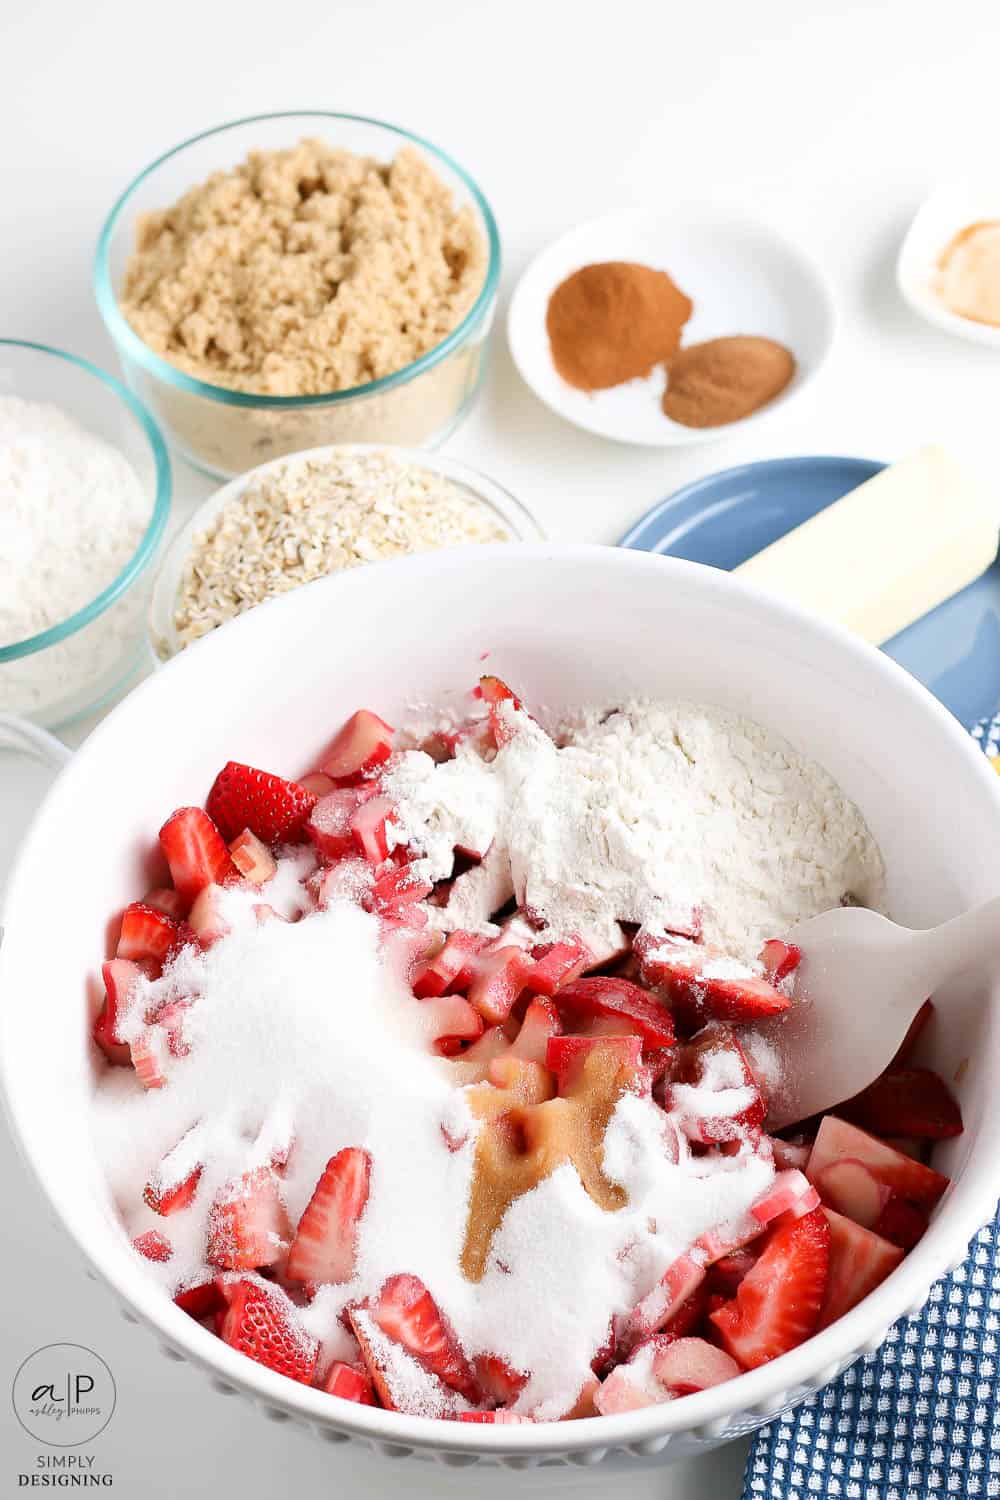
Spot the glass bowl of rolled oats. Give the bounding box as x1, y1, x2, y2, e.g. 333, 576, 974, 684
95, 113, 501, 479
147, 445, 543, 661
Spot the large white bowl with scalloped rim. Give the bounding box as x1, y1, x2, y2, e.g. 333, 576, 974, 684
2, 543, 998, 1470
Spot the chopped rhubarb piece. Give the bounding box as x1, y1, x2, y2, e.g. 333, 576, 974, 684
652, 1337, 742, 1395
207, 1166, 291, 1270
368, 1273, 481, 1402
159, 807, 236, 903
806, 1116, 950, 1206
668, 1024, 765, 1143
346, 1309, 401, 1409
475, 1353, 528, 1406
873, 1197, 930, 1250
187, 882, 231, 946
710, 1207, 830, 1370
818, 1208, 904, 1329
320, 710, 395, 784
546, 1033, 642, 1094
129, 1030, 168, 1089
207, 761, 317, 844
322, 1361, 375, 1404
155, 999, 192, 1058
229, 828, 278, 885
750, 1169, 821, 1227
419, 992, 485, 1053
695, 1210, 763, 1265
556, 976, 676, 1049
144, 887, 187, 922
365, 863, 432, 921
437, 844, 515, 930
174, 1278, 223, 1320
349, 795, 394, 864
812, 1159, 891, 1229
594, 1364, 659, 1415
758, 938, 802, 985
144, 1163, 202, 1217
307, 786, 378, 861
298, 771, 336, 798
412, 930, 489, 999
444, 1025, 511, 1084
467, 945, 534, 1025
315, 857, 373, 909
133, 1229, 172, 1262
839, 1066, 963, 1140
637, 934, 790, 1028
457, 1411, 535, 1424
769, 1137, 813, 1172
525, 938, 592, 996
509, 997, 562, 1065
286, 1148, 371, 1285
891, 998, 935, 1068
117, 902, 180, 965
479, 675, 523, 747
217, 1276, 318, 1384
94, 958, 143, 1066
620, 1253, 707, 1349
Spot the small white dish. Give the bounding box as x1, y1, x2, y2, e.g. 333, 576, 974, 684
507, 207, 837, 446
897, 181, 1000, 349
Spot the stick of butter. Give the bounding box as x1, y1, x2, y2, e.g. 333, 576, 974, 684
735, 446, 999, 644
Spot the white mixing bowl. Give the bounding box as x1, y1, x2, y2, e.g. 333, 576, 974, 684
2, 544, 999, 1470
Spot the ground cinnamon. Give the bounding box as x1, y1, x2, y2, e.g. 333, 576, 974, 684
546, 261, 692, 391
662, 336, 795, 428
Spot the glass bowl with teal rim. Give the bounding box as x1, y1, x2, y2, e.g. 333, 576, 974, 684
0, 340, 172, 729
94, 112, 502, 480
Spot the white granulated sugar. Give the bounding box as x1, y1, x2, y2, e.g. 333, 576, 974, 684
0, 396, 149, 713
385, 698, 885, 960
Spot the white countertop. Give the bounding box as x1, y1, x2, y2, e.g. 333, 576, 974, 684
2, 0, 998, 1492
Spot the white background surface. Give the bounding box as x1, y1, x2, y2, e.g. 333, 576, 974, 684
2, 0, 1000, 1494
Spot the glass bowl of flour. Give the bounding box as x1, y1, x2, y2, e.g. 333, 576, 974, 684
0, 340, 172, 728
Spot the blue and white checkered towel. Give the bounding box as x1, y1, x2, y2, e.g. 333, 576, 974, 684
742, 718, 1000, 1500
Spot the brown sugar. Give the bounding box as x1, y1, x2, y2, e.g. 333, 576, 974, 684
546, 261, 692, 391
663, 335, 795, 428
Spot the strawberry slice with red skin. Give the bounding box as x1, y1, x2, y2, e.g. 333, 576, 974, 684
873, 1196, 929, 1250
144, 1164, 202, 1217
412, 930, 490, 999
144, 887, 188, 922
457, 1411, 534, 1424
838, 1066, 963, 1140
710, 1207, 831, 1370
758, 939, 802, 985
133, 1229, 173, 1262
707, 1248, 759, 1297
818, 1207, 904, 1329
94, 958, 144, 1066
479, 675, 522, 748
475, 1353, 529, 1406
350, 795, 395, 864
319, 710, 395, 785
207, 1166, 291, 1271
117, 902, 181, 965
467, 945, 535, 1025
652, 1336, 742, 1395
806, 1115, 950, 1206
509, 997, 562, 1065
229, 828, 278, 885
206, 761, 317, 845
368, 1273, 482, 1403
286, 1148, 372, 1285
159, 807, 237, 904
307, 786, 379, 861
525, 938, 592, 996
555, 976, 676, 1049
217, 1276, 318, 1385
322, 1361, 376, 1404
636, 934, 790, 1029
546, 1033, 643, 1094
667, 1024, 765, 1143
174, 1278, 224, 1320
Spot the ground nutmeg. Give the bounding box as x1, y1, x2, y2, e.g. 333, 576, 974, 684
662, 335, 795, 428
546, 261, 692, 391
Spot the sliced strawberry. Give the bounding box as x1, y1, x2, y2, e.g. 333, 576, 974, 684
117, 902, 180, 965
667, 1024, 765, 1143
207, 1166, 291, 1270
652, 1336, 741, 1395
174, 1278, 224, 1320
412, 930, 490, 999
144, 1164, 202, 1217
509, 997, 562, 1065
818, 1208, 904, 1330
286, 1148, 371, 1285
750, 1169, 821, 1228
710, 1207, 830, 1369
457, 1411, 535, 1424
368, 1273, 481, 1402
620, 1253, 706, 1350
207, 761, 317, 845
555, 976, 676, 1049
707, 1247, 759, 1297
229, 828, 278, 885
322, 1361, 376, 1404
873, 1197, 929, 1250
144, 887, 188, 922
350, 795, 394, 864
187, 883, 231, 947
218, 1276, 318, 1384
839, 1066, 963, 1140
475, 1353, 528, 1406
891, 998, 935, 1068
806, 1116, 950, 1206
129, 1030, 168, 1089
365, 864, 432, 921
467, 945, 534, 1025
479, 675, 522, 748
812, 1159, 890, 1229
94, 958, 144, 1066
307, 787, 378, 861
636, 934, 790, 1029
546, 1033, 642, 1094
319, 710, 395, 785
133, 1229, 172, 1262
758, 938, 802, 985
159, 807, 236, 904
525, 938, 592, 996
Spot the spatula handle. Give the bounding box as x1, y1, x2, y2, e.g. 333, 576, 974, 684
911, 893, 1000, 996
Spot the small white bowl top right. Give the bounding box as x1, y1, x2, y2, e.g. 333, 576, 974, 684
897, 180, 1000, 349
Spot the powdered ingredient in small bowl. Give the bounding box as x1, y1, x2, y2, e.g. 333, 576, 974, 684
662, 336, 796, 428
545, 261, 692, 391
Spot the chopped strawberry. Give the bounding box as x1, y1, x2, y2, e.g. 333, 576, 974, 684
229, 828, 278, 885
207, 1166, 291, 1271
368, 1273, 481, 1403
94, 958, 143, 1066
525, 938, 592, 996
365, 864, 432, 921
117, 902, 180, 965
619, 1252, 706, 1350
758, 938, 802, 985
350, 795, 395, 864
144, 1164, 202, 1217
636, 934, 790, 1029
707, 1248, 759, 1297
475, 1353, 528, 1406
546, 1033, 642, 1094
467, 945, 534, 1025
891, 998, 935, 1068
144, 887, 188, 922
457, 1411, 534, 1424
873, 1196, 929, 1250
811, 1159, 890, 1229
750, 1169, 821, 1228
174, 1278, 224, 1320
839, 1066, 963, 1140
806, 1116, 950, 1206
652, 1337, 742, 1395
412, 930, 489, 999
555, 976, 676, 1049
818, 1208, 904, 1329
286, 1148, 371, 1285
133, 1229, 172, 1262
509, 997, 562, 1065
217, 1276, 318, 1385
319, 710, 395, 785
667, 1024, 765, 1143
322, 1361, 376, 1404
711, 1207, 830, 1369
307, 787, 378, 861
479, 675, 522, 748
206, 761, 317, 845
159, 807, 236, 904
187, 883, 231, 946
129, 1030, 168, 1089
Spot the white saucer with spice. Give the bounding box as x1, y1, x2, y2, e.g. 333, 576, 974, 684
507, 208, 837, 446
898, 180, 1000, 349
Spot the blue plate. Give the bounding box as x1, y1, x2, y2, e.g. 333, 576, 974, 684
619, 455, 1000, 726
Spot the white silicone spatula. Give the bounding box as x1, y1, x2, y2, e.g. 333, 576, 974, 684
759, 896, 1000, 1130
